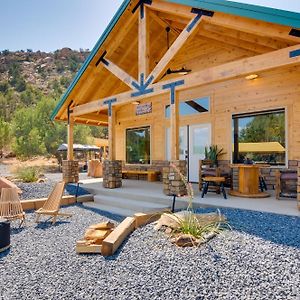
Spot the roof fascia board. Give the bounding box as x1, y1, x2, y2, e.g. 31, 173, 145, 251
51, 0, 131, 120
166, 0, 300, 28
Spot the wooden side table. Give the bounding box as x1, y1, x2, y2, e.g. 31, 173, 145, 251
201, 176, 227, 199
229, 165, 270, 198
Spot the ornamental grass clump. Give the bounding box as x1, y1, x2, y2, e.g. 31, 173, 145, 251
16, 166, 40, 183
161, 164, 230, 247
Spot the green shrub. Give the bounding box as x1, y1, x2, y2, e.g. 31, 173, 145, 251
16, 166, 40, 182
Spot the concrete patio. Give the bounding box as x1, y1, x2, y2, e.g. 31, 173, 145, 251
80, 178, 300, 217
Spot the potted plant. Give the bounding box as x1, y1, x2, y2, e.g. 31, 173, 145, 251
204, 145, 225, 167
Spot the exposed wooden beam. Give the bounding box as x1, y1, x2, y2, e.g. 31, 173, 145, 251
74, 113, 108, 123
149, 1, 300, 43
198, 27, 272, 54
139, 5, 150, 77
99, 56, 137, 88
148, 9, 211, 83
149, 10, 181, 35
201, 22, 294, 50
72, 44, 300, 116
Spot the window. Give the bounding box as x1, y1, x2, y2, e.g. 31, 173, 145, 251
165, 97, 210, 118
126, 127, 151, 164
232, 109, 286, 166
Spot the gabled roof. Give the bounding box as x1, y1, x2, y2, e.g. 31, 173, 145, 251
51, 0, 300, 121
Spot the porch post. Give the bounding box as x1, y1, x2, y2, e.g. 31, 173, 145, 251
67, 115, 74, 160
62, 110, 79, 183
170, 91, 179, 161
108, 107, 115, 160
103, 101, 122, 189
162, 83, 187, 196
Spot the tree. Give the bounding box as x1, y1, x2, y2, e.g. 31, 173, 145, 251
11, 108, 46, 157
0, 117, 10, 153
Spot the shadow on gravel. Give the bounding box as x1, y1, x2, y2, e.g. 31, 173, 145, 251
81, 204, 125, 223
0, 248, 10, 259
35, 220, 71, 230
195, 207, 300, 249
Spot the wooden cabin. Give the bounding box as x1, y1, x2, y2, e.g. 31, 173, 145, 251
51, 0, 300, 196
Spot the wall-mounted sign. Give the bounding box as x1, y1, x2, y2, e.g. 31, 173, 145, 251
136, 102, 152, 116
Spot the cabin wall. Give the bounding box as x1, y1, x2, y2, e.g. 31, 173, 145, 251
114, 65, 300, 185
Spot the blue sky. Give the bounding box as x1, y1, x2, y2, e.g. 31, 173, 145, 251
1, 0, 300, 53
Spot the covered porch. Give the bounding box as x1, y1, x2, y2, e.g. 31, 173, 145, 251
79, 178, 300, 217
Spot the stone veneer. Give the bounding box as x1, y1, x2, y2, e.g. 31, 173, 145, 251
122, 160, 170, 181
163, 160, 187, 196
62, 160, 79, 183
103, 160, 122, 189
231, 160, 299, 191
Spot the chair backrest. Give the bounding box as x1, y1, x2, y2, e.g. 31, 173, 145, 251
42, 182, 65, 212
199, 160, 220, 177
0, 188, 24, 218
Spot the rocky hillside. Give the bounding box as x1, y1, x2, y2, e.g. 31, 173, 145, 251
0, 48, 90, 127
0, 48, 89, 99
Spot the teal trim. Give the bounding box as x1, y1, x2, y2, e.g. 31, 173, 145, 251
52, 0, 300, 120
167, 0, 300, 28
51, 0, 131, 120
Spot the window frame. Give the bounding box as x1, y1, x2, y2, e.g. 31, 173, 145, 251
231, 108, 288, 167
125, 125, 152, 165
165, 96, 211, 118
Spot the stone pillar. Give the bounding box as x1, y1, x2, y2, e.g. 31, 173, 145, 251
103, 160, 122, 189
62, 160, 79, 183
163, 160, 187, 196
297, 161, 300, 210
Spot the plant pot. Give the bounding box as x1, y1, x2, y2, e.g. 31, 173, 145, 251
0, 219, 10, 252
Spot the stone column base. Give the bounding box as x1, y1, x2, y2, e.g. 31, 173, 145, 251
163, 160, 187, 196
62, 160, 79, 183
103, 160, 122, 189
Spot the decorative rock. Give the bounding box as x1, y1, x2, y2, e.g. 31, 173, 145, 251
84, 229, 113, 245
172, 234, 199, 247
89, 221, 115, 230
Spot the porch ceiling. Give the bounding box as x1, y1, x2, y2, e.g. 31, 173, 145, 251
53, 0, 300, 124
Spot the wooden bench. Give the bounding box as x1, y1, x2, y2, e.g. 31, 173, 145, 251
122, 170, 160, 182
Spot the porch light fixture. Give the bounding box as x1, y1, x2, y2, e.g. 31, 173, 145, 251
132, 101, 140, 105
160, 27, 192, 78
165, 67, 192, 76
245, 74, 259, 80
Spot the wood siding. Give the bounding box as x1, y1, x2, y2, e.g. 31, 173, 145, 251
115, 65, 300, 163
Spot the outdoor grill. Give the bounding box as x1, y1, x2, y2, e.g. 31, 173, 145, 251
0, 219, 10, 253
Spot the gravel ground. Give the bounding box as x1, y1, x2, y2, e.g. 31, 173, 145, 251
15, 173, 89, 200
0, 205, 299, 300
16, 180, 59, 200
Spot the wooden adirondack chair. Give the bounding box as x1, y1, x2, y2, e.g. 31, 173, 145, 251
35, 182, 71, 225
0, 188, 25, 226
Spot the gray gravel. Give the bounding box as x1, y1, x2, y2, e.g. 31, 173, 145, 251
16, 181, 59, 200
0, 205, 299, 300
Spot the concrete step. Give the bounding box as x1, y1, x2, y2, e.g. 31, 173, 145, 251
94, 194, 169, 213
83, 202, 136, 217
83, 185, 171, 205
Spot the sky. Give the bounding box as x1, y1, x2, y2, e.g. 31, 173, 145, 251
1, 0, 300, 53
